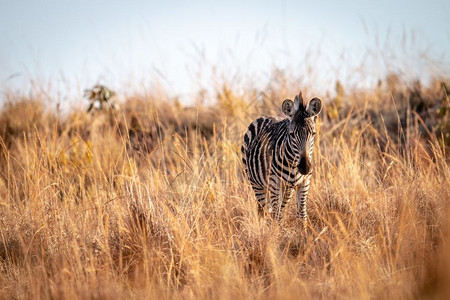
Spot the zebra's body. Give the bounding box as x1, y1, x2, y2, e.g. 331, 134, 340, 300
241, 92, 322, 221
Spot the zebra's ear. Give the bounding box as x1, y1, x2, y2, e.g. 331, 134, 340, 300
282, 99, 295, 118
306, 97, 322, 117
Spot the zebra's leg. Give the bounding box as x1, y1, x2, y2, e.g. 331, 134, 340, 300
269, 191, 280, 220
267, 175, 282, 220
275, 186, 295, 221
268, 180, 295, 221
252, 185, 266, 216
296, 177, 311, 231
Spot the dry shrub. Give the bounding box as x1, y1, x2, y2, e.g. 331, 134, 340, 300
0, 73, 449, 299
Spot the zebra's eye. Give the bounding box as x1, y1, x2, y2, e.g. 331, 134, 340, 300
312, 132, 317, 136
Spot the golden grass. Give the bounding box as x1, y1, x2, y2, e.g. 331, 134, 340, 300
0, 76, 449, 299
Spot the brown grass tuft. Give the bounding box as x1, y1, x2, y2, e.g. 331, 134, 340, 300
0, 73, 449, 299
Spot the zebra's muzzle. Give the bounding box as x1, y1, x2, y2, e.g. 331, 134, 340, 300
298, 155, 312, 175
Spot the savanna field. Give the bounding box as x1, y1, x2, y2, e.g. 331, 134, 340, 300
0, 73, 449, 299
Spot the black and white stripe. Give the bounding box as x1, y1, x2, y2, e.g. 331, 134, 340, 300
241, 92, 322, 221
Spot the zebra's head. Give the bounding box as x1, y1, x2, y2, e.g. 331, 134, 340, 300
282, 92, 322, 175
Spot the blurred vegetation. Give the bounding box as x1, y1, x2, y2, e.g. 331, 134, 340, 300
0, 71, 449, 299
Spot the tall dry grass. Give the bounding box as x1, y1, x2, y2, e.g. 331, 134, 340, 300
0, 74, 449, 299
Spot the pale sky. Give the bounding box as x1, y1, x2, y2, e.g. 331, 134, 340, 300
1, 0, 449, 103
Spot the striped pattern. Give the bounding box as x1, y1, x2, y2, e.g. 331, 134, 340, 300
242, 92, 322, 221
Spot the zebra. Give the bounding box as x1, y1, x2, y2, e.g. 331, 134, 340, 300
241, 92, 322, 224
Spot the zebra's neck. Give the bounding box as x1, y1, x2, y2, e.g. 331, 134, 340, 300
269, 120, 299, 171
285, 134, 299, 164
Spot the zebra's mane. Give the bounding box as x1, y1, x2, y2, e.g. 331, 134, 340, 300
293, 92, 310, 119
